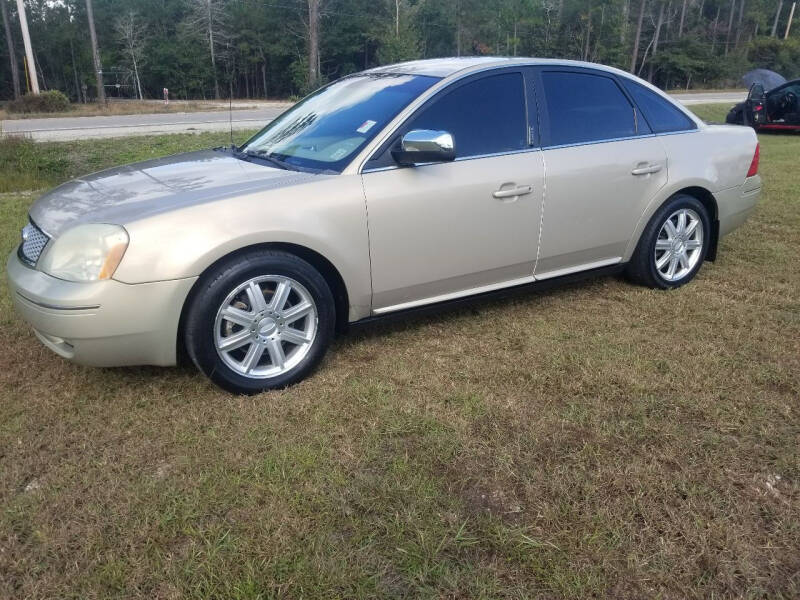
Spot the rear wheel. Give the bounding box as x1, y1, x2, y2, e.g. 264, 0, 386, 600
184, 250, 335, 394
626, 194, 710, 289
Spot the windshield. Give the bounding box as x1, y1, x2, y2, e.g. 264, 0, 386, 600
239, 73, 439, 172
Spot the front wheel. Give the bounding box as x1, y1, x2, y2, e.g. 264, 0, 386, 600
184, 250, 335, 394
726, 105, 744, 124
626, 194, 710, 289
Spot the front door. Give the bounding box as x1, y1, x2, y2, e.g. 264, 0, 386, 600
361, 70, 545, 312
747, 83, 766, 125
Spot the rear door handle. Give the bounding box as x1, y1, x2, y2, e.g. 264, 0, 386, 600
493, 185, 532, 199
631, 164, 663, 176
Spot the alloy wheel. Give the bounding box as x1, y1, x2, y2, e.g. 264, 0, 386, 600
653, 208, 704, 282
213, 275, 318, 378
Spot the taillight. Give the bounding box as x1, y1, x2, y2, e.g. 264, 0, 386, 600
754, 104, 763, 111
746, 143, 759, 177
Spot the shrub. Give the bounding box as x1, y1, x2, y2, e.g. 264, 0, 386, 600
7, 90, 71, 114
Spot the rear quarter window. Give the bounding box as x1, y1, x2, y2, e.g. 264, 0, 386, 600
621, 79, 697, 133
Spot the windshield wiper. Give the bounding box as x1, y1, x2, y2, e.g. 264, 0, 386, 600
239, 148, 296, 171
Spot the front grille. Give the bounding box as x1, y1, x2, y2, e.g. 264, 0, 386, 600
19, 220, 50, 266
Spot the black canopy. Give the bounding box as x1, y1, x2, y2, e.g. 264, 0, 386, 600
741, 69, 787, 92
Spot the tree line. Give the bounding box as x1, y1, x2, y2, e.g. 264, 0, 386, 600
2, 0, 800, 103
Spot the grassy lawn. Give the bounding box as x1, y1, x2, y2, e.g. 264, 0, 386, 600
0, 105, 798, 599
0, 130, 258, 193
687, 102, 729, 123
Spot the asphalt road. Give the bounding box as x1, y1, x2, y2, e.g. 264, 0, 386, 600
1, 104, 291, 141
669, 91, 746, 105
1, 91, 745, 142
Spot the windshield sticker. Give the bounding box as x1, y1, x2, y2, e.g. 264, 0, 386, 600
357, 120, 377, 134
330, 147, 349, 160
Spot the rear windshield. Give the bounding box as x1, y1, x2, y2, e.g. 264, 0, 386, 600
240, 73, 439, 172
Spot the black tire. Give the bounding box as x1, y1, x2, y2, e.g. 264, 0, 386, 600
626, 194, 710, 290
184, 250, 335, 394
726, 105, 744, 124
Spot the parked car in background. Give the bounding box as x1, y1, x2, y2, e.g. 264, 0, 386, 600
8, 57, 762, 394
727, 79, 800, 131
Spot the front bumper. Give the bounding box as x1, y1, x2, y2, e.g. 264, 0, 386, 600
7, 251, 197, 367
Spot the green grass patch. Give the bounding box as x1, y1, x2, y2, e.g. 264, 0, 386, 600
685, 102, 732, 123
0, 130, 257, 193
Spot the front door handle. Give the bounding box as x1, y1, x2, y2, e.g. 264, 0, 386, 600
493, 185, 532, 199
631, 163, 663, 176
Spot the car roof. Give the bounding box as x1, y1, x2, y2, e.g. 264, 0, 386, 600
769, 79, 800, 91
364, 56, 633, 79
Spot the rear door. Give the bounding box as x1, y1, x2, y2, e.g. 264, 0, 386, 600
532, 68, 668, 279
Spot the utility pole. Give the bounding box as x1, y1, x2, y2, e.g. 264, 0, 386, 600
85, 0, 105, 103
15, 0, 38, 94
785, 2, 796, 38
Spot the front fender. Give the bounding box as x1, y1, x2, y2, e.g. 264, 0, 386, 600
113, 175, 372, 322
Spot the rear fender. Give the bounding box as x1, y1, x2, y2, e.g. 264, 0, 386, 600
623, 179, 719, 262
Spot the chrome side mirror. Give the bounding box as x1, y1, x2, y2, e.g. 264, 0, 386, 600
392, 129, 456, 166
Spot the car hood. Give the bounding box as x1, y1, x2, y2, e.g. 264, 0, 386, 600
29, 149, 326, 237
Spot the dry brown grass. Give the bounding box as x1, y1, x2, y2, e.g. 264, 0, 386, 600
0, 108, 798, 599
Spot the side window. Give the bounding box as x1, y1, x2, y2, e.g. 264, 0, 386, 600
541, 71, 637, 146
405, 72, 527, 159
622, 79, 697, 133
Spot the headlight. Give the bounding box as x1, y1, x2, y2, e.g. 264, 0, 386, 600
38, 224, 129, 282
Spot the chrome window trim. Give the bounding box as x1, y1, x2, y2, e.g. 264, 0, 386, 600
654, 128, 700, 137
361, 146, 543, 174
540, 128, 699, 151
542, 133, 656, 151
361, 164, 403, 174
361, 128, 698, 173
